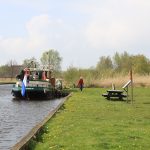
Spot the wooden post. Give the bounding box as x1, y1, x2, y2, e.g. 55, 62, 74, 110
130, 69, 133, 103
126, 86, 128, 102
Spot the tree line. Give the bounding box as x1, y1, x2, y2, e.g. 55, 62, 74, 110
96, 51, 150, 76
0, 51, 150, 85
63, 51, 150, 86
0, 49, 62, 78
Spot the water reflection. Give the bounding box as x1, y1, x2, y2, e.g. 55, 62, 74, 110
0, 84, 64, 150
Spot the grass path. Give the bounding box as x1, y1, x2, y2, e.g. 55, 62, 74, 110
31, 88, 150, 150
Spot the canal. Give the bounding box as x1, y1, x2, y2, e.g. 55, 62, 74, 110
0, 84, 65, 150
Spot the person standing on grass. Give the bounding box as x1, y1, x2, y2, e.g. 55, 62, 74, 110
78, 76, 84, 91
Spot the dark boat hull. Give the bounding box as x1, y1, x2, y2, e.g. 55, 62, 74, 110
11, 86, 60, 100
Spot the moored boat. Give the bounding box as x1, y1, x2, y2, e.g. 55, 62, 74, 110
11, 67, 65, 100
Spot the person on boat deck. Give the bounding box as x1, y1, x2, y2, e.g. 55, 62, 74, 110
42, 71, 47, 80
33, 72, 39, 80
78, 76, 84, 91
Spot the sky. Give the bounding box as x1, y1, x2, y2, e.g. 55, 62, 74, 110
0, 0, 150, 70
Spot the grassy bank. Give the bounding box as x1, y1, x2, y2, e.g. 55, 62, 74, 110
30, 87, 150, 150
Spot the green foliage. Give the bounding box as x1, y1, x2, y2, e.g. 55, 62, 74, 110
63, 66, 79, 86
40, 49, 62, 72
23, 57, 39, 68
113, 51, 132, 73
28, 139, 37, 150
0, 60, 22, 78
62, 51, 150, 87
96, 51, 150, 77
0, 60, 19, 78
132, 55, 150, 75
0, 65, 11, 77
112, 51, 150, 75
96, 56, 113, 78
63, 66, 98, 87
0, 51, 150, 81
96, 56, 113, 71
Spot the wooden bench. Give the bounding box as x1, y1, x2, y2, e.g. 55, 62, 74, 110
102, 90, 127, 100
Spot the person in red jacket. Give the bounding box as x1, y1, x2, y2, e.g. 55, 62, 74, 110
78, 76, 84, 91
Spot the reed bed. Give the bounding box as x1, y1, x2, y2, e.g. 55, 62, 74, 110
0, 77, 16, 83
86, 75, 150, 88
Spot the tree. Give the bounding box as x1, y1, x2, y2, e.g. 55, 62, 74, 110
96, 56, 113, 71
113, 51, 132, 73
22, 57, 39, 68
132, 55, 150, 75
113, 52, 122, 71
63, 66, 79, 85
96, 56, 113, 77
0, 65, 10, 78
7, 60, 18, 79
40, 49, 62, 72
0, 60, 21, 78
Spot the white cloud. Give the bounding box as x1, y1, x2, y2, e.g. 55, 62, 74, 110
0, 14, 56, 64
0, 37, 25, 55
25, 14, 73, 55
1, 0, 150, 69
0, 37, 26, 65
26, 14, 52, 50
84, 0, 150, 52
0, 14, 75, 67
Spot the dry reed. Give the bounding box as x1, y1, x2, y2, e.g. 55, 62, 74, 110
86, 75, 150, 88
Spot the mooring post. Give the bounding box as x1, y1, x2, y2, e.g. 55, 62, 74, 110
130, 69, 133, 104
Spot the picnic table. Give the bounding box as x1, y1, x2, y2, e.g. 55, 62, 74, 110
102, 90, 127, 100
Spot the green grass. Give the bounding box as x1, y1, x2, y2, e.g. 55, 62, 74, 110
31, 87, 150, 150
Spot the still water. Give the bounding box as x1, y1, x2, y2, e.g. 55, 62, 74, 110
0, 84, 64, 150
